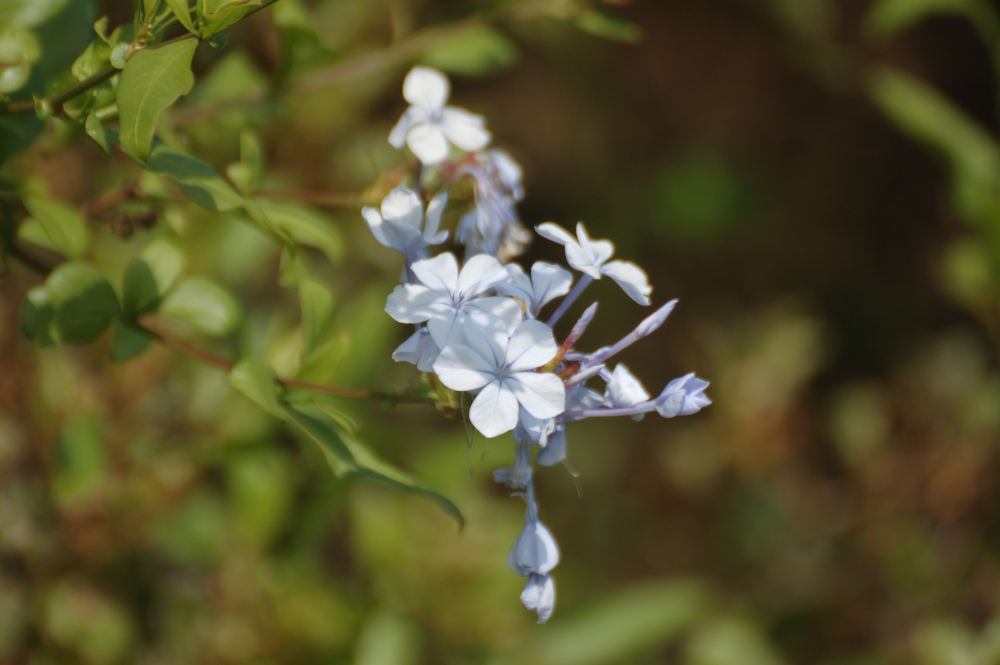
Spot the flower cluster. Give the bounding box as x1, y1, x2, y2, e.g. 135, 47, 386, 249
365, 66, 711, 623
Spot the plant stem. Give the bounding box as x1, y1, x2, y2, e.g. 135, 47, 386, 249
3, 244, 434, 406
0, 67, 117, 116
140, 323, 435, 404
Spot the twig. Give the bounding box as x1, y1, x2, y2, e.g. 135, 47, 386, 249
0, 67, 116, 116
142, 324, 433, 404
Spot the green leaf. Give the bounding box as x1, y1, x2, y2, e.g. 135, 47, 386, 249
298, 278, 334, 353
164, 0, 197, 34
250, 199, 344, 265
574, 10, 643, 43
109, 317, 153, 361
423, 23, 519, 76
0, 0, 72, 29
865, 0, 997, 39
285, 404, 464, 528
117, 38, 198, 161
121, 236, 185, 317
159, 276, 240, 336
17, 195, 89, 258
144, 139, 246, 211
0, 27, 41, 94
20, 262, 120, 346
229, 359, 286, 419
198, 0, 265, 38
867, 67, 1000, 225
225, 129, 264, 195
84, 112, 109, 154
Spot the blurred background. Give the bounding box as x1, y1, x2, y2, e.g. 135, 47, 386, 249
3, 0, 1000, 663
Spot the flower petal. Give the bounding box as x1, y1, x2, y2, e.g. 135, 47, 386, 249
380, 186, 423, 229
433, 344, 494, 391
536, 427, 567, 467
469, 380, 520, 437
601, 260, 652, 305
423, 191, 449, 244
509, 371, 565, 420
410, 252, 459, 293
440, 107, 491, 151
530, 261, 573, 313
605, 363, 650, 408
505, 319, 559, 370
535, 222, 577, 248
655, 373, 712, 418
406, 123, 449, 164
402, 65, 449, 111
392, 327, 439, 372
458, 253, 509, 296
388, 106, 423, 148
385, 284, 440, 323
507, 518, 560, 575
520, 574, 556, 623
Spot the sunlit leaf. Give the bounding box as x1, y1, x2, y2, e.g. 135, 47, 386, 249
298, 278, 334, 354
17, 195, 88, 258
250, 199, 344, 265
20, 262, 119, 346
225, 129, 264, 195
164, 0, 198, 34
117, 38, 198, 161
229, 359, 286, 419
159, 276, 240, 336
285, 404, 465, 528
121, 236, 185, 317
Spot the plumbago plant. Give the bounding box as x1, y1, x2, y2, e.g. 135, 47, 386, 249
365, 66, 711, 621
1, 1, 708, 624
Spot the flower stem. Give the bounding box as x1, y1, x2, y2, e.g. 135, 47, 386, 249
546, 275, 593, 328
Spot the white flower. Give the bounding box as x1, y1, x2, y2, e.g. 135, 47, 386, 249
507, 516, 560, 575
433, 319, 566, 438
604, 364, 650, 421
498, 262, 573, 317
385, 252, 521, 349
391, 326, 439, 372
362, 186, 448, 263
388, 66, 491, 165
521, 573, 556, 623
655, 373, 711, 418
536, 222, 652, 305
535, 426, 567, 467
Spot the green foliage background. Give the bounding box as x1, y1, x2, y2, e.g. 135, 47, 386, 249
3, 0, 1000, 663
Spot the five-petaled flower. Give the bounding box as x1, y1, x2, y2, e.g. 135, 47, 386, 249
389, 66, 492, 165
433, 319, 566, 437
536, 221, 653, 305
362, 186, 448, 264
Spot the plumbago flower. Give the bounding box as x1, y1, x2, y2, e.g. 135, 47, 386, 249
362, 186, 448, 265
369, 65, 711, 623
433, 319, 565, 437
389, 66, 491, 165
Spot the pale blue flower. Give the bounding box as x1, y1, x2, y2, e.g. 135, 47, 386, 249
385, 252, 521, 349
521, 573, 556, 623
655, 373, 712, 418
388, 66, 491, 165
433, 319, 565, 438
362, 186, 448, 264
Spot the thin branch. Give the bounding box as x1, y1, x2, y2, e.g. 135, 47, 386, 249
1, 67, 116, 116
142, 324, 433, 404
3, 243, 435, 406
